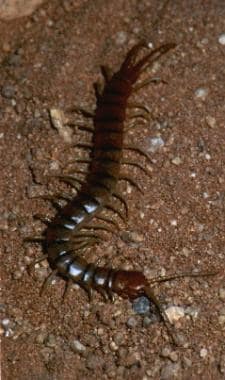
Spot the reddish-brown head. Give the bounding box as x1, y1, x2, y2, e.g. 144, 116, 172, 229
111, 270, 148, 299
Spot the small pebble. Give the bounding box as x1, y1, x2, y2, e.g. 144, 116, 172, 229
36, 332, 47, 344
12, 269, 24, 280
219, 354, 225, 374
121, 230, 144, 244
160, 363, 181, 380
142, 315, 156, 327
147, 136, 165, 153
165, 306, 185, 324
205, 115, 216, 128
125, 352, 141, 366
195, 87, 208, 100
86, 353, 104, 370
45, 334, 57, 348
1, 84, 15, 99
200, 348, 208, 358
171, 156, 182, 166
126, 316, 138, 328
219, 288, 225, 301
132, 296, 151, 315
218, 33, 225, 45
115, 31, 127, 45
218, 315, 225, 324
109, 341, 118, 351
161, 347, 179, 362
49, 108, 72, 143
71, 339, 86, 353
113, 332, 124, 346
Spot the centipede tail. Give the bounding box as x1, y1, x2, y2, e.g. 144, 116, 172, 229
27, 41, 218, 345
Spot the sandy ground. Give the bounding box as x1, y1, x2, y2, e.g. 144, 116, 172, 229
1, 1, 225, 379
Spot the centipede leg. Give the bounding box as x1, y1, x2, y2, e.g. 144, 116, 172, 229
82, 284, 93, 301
104, 204, 127, 223
69, 106, 94, 119
77, 125, 94, 133
81, 224, 114, 234
74, 143, 93, 151
33, 214, 52, 224
128, 113, 149, 123
73, 232, 103, 241
95, 214, 120, 231
40, 269, 58, 296
71, 238, 101, 250
67, 158, 91, 166
33, 193, 72, 202
62, 278, 73, 301
24, 237, 45, 243
123, 144, 152, 164
55, 175, 85, 190
94, 81, 104, 98
127, 103, 150, 114
121, 160, 151, 177
37, 194, 70, 210
144, 286, 179, 346
27, 254, 48, 274
66, 168, 87, 176
119, 175, 144, 194
112, 191, 129, 218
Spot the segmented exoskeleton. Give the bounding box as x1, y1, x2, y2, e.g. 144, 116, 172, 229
27, 42, 216, 345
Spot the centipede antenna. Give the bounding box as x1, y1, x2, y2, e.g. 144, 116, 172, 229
149, 270, 219, 285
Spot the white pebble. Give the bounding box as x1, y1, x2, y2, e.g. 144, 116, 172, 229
71, 339, 86, 353
147, 136, 165, 153
165, 306, 185, 324
195, 87, 208, 100
170, 219, 177, 227
171, 156, 182, 166
218, 33, 225, 45
205, 115, 216, 128
200, 348, 208, 358
219, 288, 225, 301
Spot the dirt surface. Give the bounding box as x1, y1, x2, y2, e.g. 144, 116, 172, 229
1, 1, 225, 379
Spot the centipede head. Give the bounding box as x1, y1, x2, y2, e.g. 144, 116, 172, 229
111, 270, 148, 299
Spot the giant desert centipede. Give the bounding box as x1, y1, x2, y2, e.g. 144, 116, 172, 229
27, 42, 217, 344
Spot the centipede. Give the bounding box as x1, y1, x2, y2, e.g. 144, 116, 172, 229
27, 42, 217, 345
